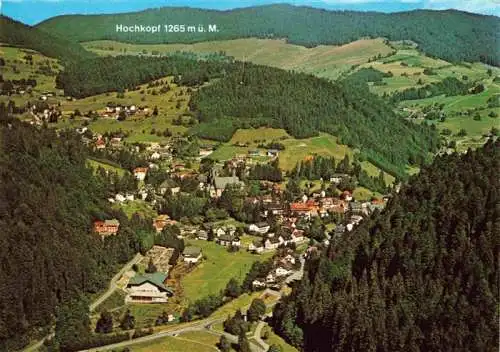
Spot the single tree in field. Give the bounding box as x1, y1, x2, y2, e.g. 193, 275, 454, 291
145, 258, 157, 273
120, 309, 135, 330
95, 310, 113, 333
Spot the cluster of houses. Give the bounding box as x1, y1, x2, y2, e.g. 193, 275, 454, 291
247, 223, 305, 254
102, 104, 151, 119
252, 249, 302, 290
124, 244, 203, 304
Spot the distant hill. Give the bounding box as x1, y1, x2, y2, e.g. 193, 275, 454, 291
0, 16, 94, 63
36, 4, 499, 65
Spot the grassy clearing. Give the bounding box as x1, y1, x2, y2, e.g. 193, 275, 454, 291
86, 158, 127, 176
210, 292, 263, 319
178, 331, 221, 349
0, 45, 61, 94
399, 82, 500, 113
353, 187, 383, 201
279, 133, 355, 170
50, 76, 191, 143
360, 161, 395, 184
181, 240, 273, 303
230, 127, 290, 144
128, 335, 217, 352
261, 324, 300, 352
113, 200, 158, 219
84, 38, 393, 80
359, 46, 497, 95
95, 290, 126, 313
240, 234, 263, 248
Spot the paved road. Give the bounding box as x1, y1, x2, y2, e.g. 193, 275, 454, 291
90, 253, 143, 312
81, 288, 284, 352
80, 318, 224, 352
253, 321, 270, 351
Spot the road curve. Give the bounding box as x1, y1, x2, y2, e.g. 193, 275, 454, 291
90, 253, 143, 312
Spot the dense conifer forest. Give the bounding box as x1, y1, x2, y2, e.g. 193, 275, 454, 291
0, 106, 150, 350
0, 16, 95, 63
36, 5, 500, 65
272, 139, 499, 351
55, 55, 230, 98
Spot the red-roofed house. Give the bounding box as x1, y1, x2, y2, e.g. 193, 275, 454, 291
341, 190, 353, 201
95, 138, 106, 149
133, 167, 148, 181
94, 219, 120, 238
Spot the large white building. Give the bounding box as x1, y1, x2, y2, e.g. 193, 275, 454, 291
125, 273, 173, 303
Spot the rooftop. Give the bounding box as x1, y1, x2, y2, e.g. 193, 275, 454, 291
183, 246, 202, 258
128, 272, 173, 294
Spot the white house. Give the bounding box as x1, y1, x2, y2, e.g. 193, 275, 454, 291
125, 273, 173, 303
275, 267, 291, 277
126, 194, 135, 201
248, 222, 270, 235
183, 246, 202, 264
150, 151, 161, 160
266, 273, 276, 283
264, 237, 282, 250
252, 279, 266, 289
217, 234, 240, 247
115, 193, 126, 202
291, 229, 305, 243
248, 240, 264, 254
133, 167, 148, 181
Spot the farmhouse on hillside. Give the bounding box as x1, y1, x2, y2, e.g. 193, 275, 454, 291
125, 272, 173, 303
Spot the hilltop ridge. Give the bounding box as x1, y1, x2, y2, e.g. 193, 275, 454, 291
35, 4, 500, 65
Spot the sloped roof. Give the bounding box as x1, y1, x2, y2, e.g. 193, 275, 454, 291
183, 246, 202, 258
214, 176, 243, 190
128, 273, 173, 294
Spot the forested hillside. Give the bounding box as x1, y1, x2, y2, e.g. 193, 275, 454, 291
0, 106, 143, 350
36, 5, 500, 65
0, 16, 94, 63
55, 55, 230, 98
189, 62, 439, 177
272, 139, 499, 351
56, 55, 439, 177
